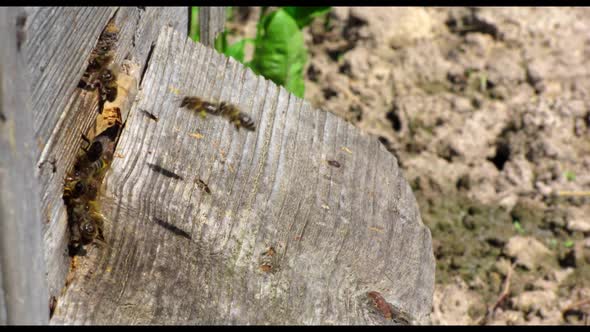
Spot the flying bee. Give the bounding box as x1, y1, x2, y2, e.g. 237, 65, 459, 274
179, 96, 218, 114
217, 102, 256, 131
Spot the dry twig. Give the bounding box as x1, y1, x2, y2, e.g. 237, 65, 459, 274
476, 262, 516, 325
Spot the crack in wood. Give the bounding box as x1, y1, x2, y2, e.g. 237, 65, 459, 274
139, 43, 155, 86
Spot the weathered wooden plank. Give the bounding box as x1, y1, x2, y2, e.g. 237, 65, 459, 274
25, 7, 116, 160
0, 7, 49, 325
27, 6, 188, 309
199, 7, 226, 47
52, 26, 435, 325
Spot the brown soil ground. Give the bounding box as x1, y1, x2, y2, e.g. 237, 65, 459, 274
228, 7, 590, 325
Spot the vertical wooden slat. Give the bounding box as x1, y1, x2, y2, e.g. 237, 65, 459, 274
0, 7, 49, 325
22, 6, 187, 304
199, 7, 226, 47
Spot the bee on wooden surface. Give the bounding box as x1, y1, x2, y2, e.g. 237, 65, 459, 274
102, 21, 119, 40
79, 211, 105, 244
79, 64, 119, 103
75, 156, 110, 184
72, 135, 114, 179
87, 51, 114, 73
80, 133, 113, 162
179, 96, 218, 114
217, 102, 256, 131
327, 160, 341, 168
95, 66, 119, 102
195, 178, 211, 194
67, 199, 106, 254
79, 20, 118, 93
140, 109, 158, 122
63, 176, 98, 202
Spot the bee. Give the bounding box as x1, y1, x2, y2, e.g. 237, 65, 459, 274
79, 133, 107, 161
217, 102, 256, 131
63, 176, 99, 202
180, 97, 256, 131
87, 51, 114, 73
195, 178, 211, 194
327, 160, 341, 168
72, 134, 114, 179
95, 65, 119, 103
140, 109, 158, 122
67, 199, 106, 254
79, 61, 119, 105
79, 20, 118, 93
79, 210, 105, 244
101, 21, 119, 41
179, 96, 218, 114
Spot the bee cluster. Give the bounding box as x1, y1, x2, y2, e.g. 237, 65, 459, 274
78, 21, 119, 107
179, 96, 256, 132
64, 20, 122, 256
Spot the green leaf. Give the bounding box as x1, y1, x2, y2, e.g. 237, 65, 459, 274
251, 9, 307, 98
190, 7, 200, 42
564, 240, 574, 248
479, 73, 488, 92
513, 220, 525, 234
214, 31, 228, 54
224, 38, 254, 63
283, 7, 331, 28
564, 170, 576, 182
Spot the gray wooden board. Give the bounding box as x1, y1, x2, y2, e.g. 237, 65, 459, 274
0, 7, 49, 325
26, 7, 188, 308
24, 7, 116, 160
52, 26, 435, 325
199, 7, 226, 47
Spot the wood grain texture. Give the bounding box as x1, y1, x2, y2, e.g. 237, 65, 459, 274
52, 26, 435, 325
25, 7, 116, 160
199, 7, 226, 47
26, 7, 188, 307
0, 7, 48, 325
